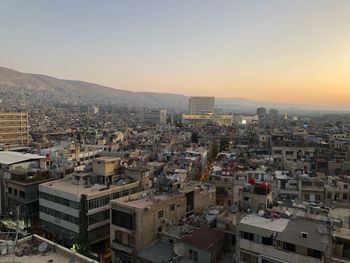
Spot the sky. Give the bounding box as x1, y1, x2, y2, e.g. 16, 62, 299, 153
1, 0, 350, 109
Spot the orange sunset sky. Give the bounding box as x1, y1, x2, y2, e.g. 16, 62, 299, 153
1, 0, 350, 109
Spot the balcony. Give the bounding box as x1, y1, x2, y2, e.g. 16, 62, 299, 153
239, 239, 321, 263
279, 188, 299, 196
301, 186, 324, 192
111, 240, 133, 254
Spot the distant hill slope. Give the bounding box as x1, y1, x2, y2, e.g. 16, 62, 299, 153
1, 67, 346, 114
0, 67, 188, 109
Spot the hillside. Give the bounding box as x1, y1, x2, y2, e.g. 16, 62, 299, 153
0, 67, 188, 109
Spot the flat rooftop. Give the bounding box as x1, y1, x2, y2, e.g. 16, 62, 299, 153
0, 151, 46, 165
240, 214, 289, 233
93, 156, 120, 162
181, 227, 226, 252
334, 227, 350, 241
113, 194, 171, 209
40, 175, 137, 196
330, 208, 350, 228
277, 220, 330, 252
138, 240, 175, 263
0, 234, 97, 263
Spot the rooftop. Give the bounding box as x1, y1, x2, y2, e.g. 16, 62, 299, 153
0, 234, 97, 263
112, 192, 172, 209
240, 213, 289, 233
0, 151, 46, 165
181, 227, 226, 252
137, 240, 175, 263
40, 175, 138, 197
93, 156, 120, 162
333, 227, 350, 241
277, 219, 330, 252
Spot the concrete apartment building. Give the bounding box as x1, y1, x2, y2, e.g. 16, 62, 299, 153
189, 97, 215, 115
140, 109, 167, 125
6, 168, 53, 232
1, 234, 99, 263
0, 112, 29, 147
182, 114, 234, 126
240, 182, 273, 212
238, 213, 331, 263
177, 227, 227, 263
110, 182, 216, 263
39, 157, 142, 262
0, 151, 46, 215
299, 175, 325, 202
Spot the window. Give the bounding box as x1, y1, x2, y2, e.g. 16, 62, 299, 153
89, 210, 110, 225
169, 204, 175, 211
302, 181, 312, 186
19, 191, 25, 199
240, 251, 258, 263
62, 198, 69, 206
111, 210, 133, 229
315, 182, 324, 187
308, 249, 322, 259
343, 193, 348, 200
304, 194, 310, 200
14, 189, 18, 196
241, 231, 254, 241
344, 185, 348, 189
262, 236, 273, 246
39, 205, 79, 225
158, 210, 164, 219
40, 192, 80, 208
189, 249, 198, 262
283, 242, 295, 252
8, 187, 12, 194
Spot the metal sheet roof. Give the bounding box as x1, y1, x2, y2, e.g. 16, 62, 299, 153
0, 151, 45, 165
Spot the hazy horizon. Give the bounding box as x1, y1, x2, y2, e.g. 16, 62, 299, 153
1, 0, 350, 110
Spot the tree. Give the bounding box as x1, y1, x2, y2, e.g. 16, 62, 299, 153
191, 131, 199, 144
71, 236, 91, 257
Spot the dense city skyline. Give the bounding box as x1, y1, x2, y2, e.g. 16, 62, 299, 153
1, 0, 350, 110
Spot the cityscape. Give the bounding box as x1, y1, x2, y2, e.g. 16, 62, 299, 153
1, 1, 350, 263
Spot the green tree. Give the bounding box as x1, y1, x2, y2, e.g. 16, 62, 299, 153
191, 131, 199, 143
71, 236, 91, 257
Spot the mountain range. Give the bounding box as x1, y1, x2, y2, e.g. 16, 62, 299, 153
0, 66, 348, 114
0, 66, 187, 110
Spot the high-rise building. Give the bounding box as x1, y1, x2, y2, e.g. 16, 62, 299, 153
0, 112, 29, 147
257, 107, 267, 127
269, 108, 279, 125
189, 97, 215, 115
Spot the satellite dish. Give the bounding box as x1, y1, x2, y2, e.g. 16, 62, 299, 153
38, 242, 48, 253
174, 242, 186, 257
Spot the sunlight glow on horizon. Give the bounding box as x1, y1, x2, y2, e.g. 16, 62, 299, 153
1, 0, 350, 109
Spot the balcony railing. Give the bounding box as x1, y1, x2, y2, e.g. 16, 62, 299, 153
111, 239, 134, 254
239, 239, 321, 263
